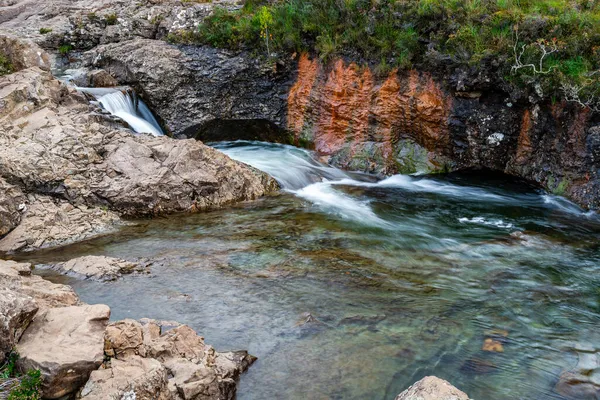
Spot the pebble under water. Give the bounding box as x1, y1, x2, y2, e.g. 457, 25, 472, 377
17, 141, 600, 399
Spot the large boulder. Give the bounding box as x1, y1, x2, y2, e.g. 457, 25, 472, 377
0, 288, 38, 363
16, 304, 110, 399
395, 376, 471, 400
0, 32, 51, 72
50, 255, 149, 281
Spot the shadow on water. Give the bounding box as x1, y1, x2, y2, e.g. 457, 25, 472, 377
12, 141, 600, 400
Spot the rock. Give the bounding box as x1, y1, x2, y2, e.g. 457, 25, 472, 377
0, 196, 121, 253
0, 32, 51, 72
16, 304, 110, 399
104, 319, 147, 359
0, 259, 79, 310
145, 325, 213, 364
79, 355, 171, 400
89, 69, 118, 87
0, 42, 276, 252
83, 39, 290, 139
0, 288, 38, 363
51, 255, 149, 281
103, 319, 255, 400
482, 338, 504, 353
395, 376, 471, 400
0, 177, 25, 237
555, 348, 600, 399
214, 351, 257, 381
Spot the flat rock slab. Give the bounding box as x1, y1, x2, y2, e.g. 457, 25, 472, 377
0, 259, 79, 311
50, 255, 150, 281
396, 376, 471, 400
16, 304, 110, 399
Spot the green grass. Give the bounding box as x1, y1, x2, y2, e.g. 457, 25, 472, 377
58, 44, 73, 56
38, 28, 52, 35
167, 0, 600, 107
0, 52, 13, 76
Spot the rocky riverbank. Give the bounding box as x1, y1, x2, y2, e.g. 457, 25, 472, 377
0, 258, 256, 399
0, 31, 277, 253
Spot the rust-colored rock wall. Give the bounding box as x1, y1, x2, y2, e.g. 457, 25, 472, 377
288, 55, 452, 172
285, 54, 600, 209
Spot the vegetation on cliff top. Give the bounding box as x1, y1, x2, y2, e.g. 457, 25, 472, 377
171, 0, 600, 109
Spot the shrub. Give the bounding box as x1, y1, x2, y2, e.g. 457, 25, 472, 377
58, 44, 73, 56
0, 52, 13, 76
105, 13, 118, 26
187, 0, 600, 104
7, 370, 42, 400
38, 28, 52, 35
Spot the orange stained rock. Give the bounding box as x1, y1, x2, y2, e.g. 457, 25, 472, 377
316, 60, 374, 156
287, 53, 319, 140
287, 59, 452, 165
515, 109, 533, 164
482, 338, 504, 353
371, 71, 402, 161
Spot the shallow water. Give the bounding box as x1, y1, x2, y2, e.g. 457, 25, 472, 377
15, 141, 600, 399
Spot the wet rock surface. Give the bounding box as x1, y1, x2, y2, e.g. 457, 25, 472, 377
48, 255, 151, 281
555, 345, 600, 399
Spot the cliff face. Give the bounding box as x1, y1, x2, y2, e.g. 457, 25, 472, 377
81, 39, 600, 210
285, 54, 600, 209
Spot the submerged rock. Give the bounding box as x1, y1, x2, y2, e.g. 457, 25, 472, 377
555, 347, 600, 399
395, 376, 471, 400
49, 255, 150, 281
17, 304, 110, 399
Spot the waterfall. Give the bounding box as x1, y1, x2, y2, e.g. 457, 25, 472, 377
77, 87, 164, 136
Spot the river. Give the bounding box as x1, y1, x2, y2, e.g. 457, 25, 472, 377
17, 141, 600, 399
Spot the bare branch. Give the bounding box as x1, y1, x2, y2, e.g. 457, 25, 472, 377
511, 27, 559, 75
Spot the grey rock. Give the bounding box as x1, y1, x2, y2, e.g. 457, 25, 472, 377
0, 288, 38, 363
396, 376, 471, 400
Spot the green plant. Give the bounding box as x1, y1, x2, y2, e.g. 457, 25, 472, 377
87, 12, 98, 21
0, 351, 19, 378
105, 13, 118, 26
257, 6, 273, 55
0, 52, 13, 76
58, 44, 73, 56
7, 370, 42, 400
186, 0, 600, 109
38, 28, 52, 35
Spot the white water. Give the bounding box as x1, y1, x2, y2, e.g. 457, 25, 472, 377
98, 91, 164, 136
214, 141, 598, 229
76, 87, 164, 136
